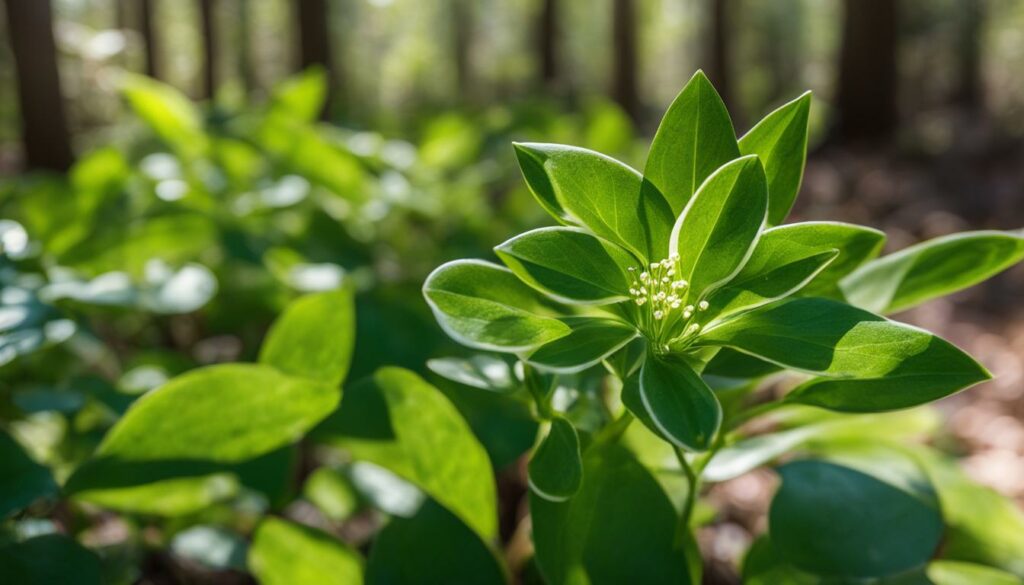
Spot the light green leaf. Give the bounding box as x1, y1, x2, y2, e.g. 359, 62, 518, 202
81, 364, 338, 464
365, 499, 506, 585
739, 92, 811, 225
707, 223, 840, 321
315, 368, 498, 541
426, 355, 515, 393
531, 442, 696, 585
511, 143, 674, 261
783, 221, 887, 298
259, 288, 355, 386
303, 467, 360, 521
423, 260, 571, 352
0, 430, 57, 518
528, 418, 583, 502
639, 353, 722, 451
644, 70, 740, 215
495, 227, 638, 305
699, 298, 989, 411
527, 318, 638, 373
922, 561, 1023, 585
670, 155, 768, 300
249, 517, 364, 585
0, 534, 101, 585
121, 74, 207, 158
840, 230, 1024, 314
267, 66, 328, 122
73, 473, 239, 516
769, 447, 943, 579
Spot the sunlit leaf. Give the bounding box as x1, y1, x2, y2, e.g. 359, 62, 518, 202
249, 517, 364, 585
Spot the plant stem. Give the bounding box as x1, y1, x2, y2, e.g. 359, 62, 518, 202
673, 445, 699, 546
595, 410, 634, 445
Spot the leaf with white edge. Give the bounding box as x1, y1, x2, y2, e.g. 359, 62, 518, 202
513, 142, 570, 222
511, 143, 674, 261
423, 260, 570, 352
527, 318, 638, 374
739, 92, 811, 225
698, 298, 989, 411
0, 430, 57, 518
495, 227, 638, 305
840, 230, 1024, 314
82, 364, 339, 464
249, 517, 364, 585
644, 70, 740, 215
315, 368, 498, 541
259, 287, 355, 386
769, 446, 943, 579
639, 353, 722, 451
670, 155, 768, 301
782, 221, 887, 298
427, 355, 515, 392
528, 418, 583, 502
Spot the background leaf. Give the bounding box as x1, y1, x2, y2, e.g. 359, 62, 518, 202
0, 430, 57, 518
0, 534, 101, 585
259, 287, 356, 386
249, 517, 364, 585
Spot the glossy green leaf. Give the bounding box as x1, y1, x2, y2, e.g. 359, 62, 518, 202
259, 287, 355, 386
511, 143, 674, 261
527, 318, 638, 373
707, 222, 840, 321
0, 534, 101, 585
249, 517, 364, 585
528, 418, 583, 502
739, 92, 811, 225
639, 353, 722, 451
531, 442, 695, 585
783, 221, 887, 298
315, 368, 498, 541
426, 355, 515, 392
0, 430, 57, 518
702, 347, 782, 380
841, 230, 1024, 314
670, 155, 768, 299
423, 260, 571, 352
699, 298, 989, 411
495, 227, 638, 304
644, 70, 740, 215
769, 447, 943, 579
82, 364, 339, 464
365, 499, 506, 585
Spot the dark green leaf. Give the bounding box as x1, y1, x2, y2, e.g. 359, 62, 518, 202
0, 534, 101, 585
639, 353, 722, 451
670, 155, 768, 300
0, 430, 57, 518
644, 70, 740, 215
527, 318, 638, 373
259, 287, 355, 386
423, 260, 570, 352
739, 92, 811, 225
528, 418, 583, 502
841, 230, 1024, 314
495, 227, 638, 304
249, 517, 364, 585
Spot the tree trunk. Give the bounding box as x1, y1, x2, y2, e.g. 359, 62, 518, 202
199, 0, 217, 99
140, 0, 160, 78
704, 0, 733, 113
835, 0, 898, 143
3, 0, 74, 172
237, 0, 256, 94
611, 0, 640, 122
954, 0, 983, 110
537, 0, 559, 91
295, 0, 332, 118
452, 0, 473, 100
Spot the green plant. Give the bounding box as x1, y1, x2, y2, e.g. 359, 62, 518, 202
424, 71, 1024, 583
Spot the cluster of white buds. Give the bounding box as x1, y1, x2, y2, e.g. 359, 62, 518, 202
627, 255, 693, 321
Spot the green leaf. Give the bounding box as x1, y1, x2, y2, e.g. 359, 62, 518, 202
0, 430, 56, 518
702, 347, 782, 380
742, 536, 819, 585
527, 318, 638, 373
785, 221, 887, 298
365, 499, 507, 585
707, 222, 840, 321
426, 355, 515, 393
315, 368, 498, 541
513, 142, 570, 222
922, 561, 1023, 585
670, 155, 768, 300
840, 230, 1024, 314
638, 353, 722, 451
423, 260, 571, 352
511, 143, 674, 261
698, 298, 989, 411
495, 227, 638, 305
531, 442, 696, 585
121, 74, 207, 158
0, 534, 101, 585
259, 288, 355, 386
79, 364, 339, 465
769, 447, 943, 579
303, 467, 360, 521
73, 473, 239, 516
267, 66, 328, 122
528, 418, 583, 502
644, 70, 740, 215
739, 92, 811, 225
249, 517, 364, 585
